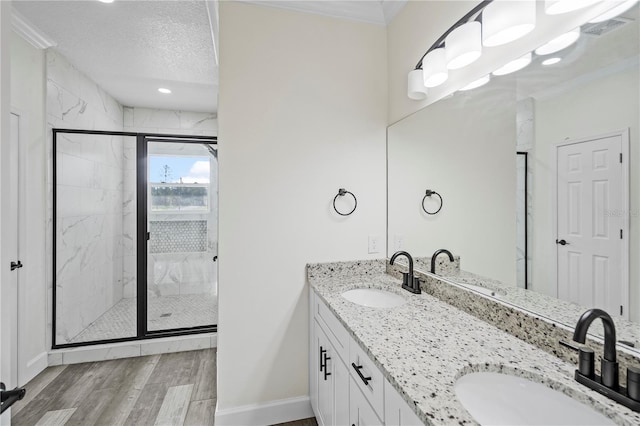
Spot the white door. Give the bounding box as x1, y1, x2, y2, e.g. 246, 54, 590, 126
556, 132, 628, 318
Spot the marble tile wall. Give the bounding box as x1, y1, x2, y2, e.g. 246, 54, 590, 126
123, 107, 218, 137
47, 50, 129, 344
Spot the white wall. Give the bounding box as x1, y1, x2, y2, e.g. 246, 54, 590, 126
217, 1, 387, 418
387, 82, 517, 285
10, 31, 47, 384
532, 66, 640, 320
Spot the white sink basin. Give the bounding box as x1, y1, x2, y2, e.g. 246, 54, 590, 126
341, 288, 406, 308
455, 372, 615, 425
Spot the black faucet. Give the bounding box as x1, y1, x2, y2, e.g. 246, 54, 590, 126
389, 251, 421, 294
563, 308, 640, 412
573, 308, 618, 389
430, 249, 454, 274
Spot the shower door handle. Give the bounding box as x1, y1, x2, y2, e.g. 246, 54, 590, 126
10, 261, 23, 271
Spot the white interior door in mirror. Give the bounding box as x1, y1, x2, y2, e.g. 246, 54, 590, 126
556, 132, 628, 318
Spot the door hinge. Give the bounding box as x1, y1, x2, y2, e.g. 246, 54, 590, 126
621, 305, 624, 315
620, 153, 623, 163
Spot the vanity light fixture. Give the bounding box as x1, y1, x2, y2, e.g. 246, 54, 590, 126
545, 0, 601, 15
589, 0, 639, 23
534, 28, 580, 55
158, 87, 172, 94
492, 52, 532, 76
542, 57, 562, 65
422, 48, 449, 88
446, 21, 483, 69
407, 69, 428, 100
482, 0, 536, 47
459, 74, 491, 91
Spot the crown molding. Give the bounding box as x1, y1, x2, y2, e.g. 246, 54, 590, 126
12, 9, 56, 49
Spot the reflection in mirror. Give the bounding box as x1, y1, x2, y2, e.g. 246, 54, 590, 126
388, 5, 640, 350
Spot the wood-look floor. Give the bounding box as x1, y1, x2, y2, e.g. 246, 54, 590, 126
10, 348, 317, 426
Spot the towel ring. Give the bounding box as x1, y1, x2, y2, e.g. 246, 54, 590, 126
422, 189, 442, 215
333, 188, 357, 216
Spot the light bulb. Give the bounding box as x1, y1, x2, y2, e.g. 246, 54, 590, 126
422, 48, 448, 88
483, 0, 536, 47
446, 21, 482, 70
492, 53, 532, 76
459, 75, 491, 91
535, 28, 580, 55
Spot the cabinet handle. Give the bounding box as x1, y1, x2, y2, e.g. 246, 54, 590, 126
320, 346, 326, 372
351, 362, 371, 386
323, 352, 332, 381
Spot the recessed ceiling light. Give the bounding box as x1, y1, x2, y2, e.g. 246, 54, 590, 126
542, 57, 562, 66
158, 88, 172, 94
534, 28, 580, 55
492, 53, 533, 76
459, 75, 491, 91
98, 0, 115, 3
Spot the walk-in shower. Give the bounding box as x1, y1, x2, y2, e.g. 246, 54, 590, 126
53, 129, 217, 347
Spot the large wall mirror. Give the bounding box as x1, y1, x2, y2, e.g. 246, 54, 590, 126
388, 4, 640, 352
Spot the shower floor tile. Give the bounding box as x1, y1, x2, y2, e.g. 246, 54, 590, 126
69, 294, 217, 344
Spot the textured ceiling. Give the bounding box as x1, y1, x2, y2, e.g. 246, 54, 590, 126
12, 1, 406, 114
13, 0, 218, 112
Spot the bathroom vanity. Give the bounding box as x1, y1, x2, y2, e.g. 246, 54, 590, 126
307, 259, 640, 425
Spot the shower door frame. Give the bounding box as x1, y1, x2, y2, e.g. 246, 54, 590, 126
52, 129, 217, 349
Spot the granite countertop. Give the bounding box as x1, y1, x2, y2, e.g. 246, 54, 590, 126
308, 261, 640, 425
438, 269, 640, 349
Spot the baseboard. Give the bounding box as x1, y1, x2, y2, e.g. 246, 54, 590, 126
20, 351, 48, 385
214, 396, 313, 425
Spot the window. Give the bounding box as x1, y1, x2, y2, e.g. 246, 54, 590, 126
149, 155, 210, 212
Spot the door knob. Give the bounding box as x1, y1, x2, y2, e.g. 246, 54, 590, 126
556, 239, 569, 246
10, 261, 23, 271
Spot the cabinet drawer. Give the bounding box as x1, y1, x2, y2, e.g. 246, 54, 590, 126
349, 338, 384, 419
314, 295, 350, 363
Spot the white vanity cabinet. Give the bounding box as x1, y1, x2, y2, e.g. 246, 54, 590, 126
310, 289, 425, 426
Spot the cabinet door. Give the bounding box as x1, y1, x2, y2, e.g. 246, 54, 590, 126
384, 378, 423, 426
349, 376, 383, 426
334, 350, 349, 425
316, 322, 334, 426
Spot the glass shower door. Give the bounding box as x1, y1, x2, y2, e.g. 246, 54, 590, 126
145, 140, 218, 332
54, 131, 138, 346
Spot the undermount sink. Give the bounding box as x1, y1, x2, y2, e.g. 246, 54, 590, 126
341, 288, 406, 308
455, 372, 615, 425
